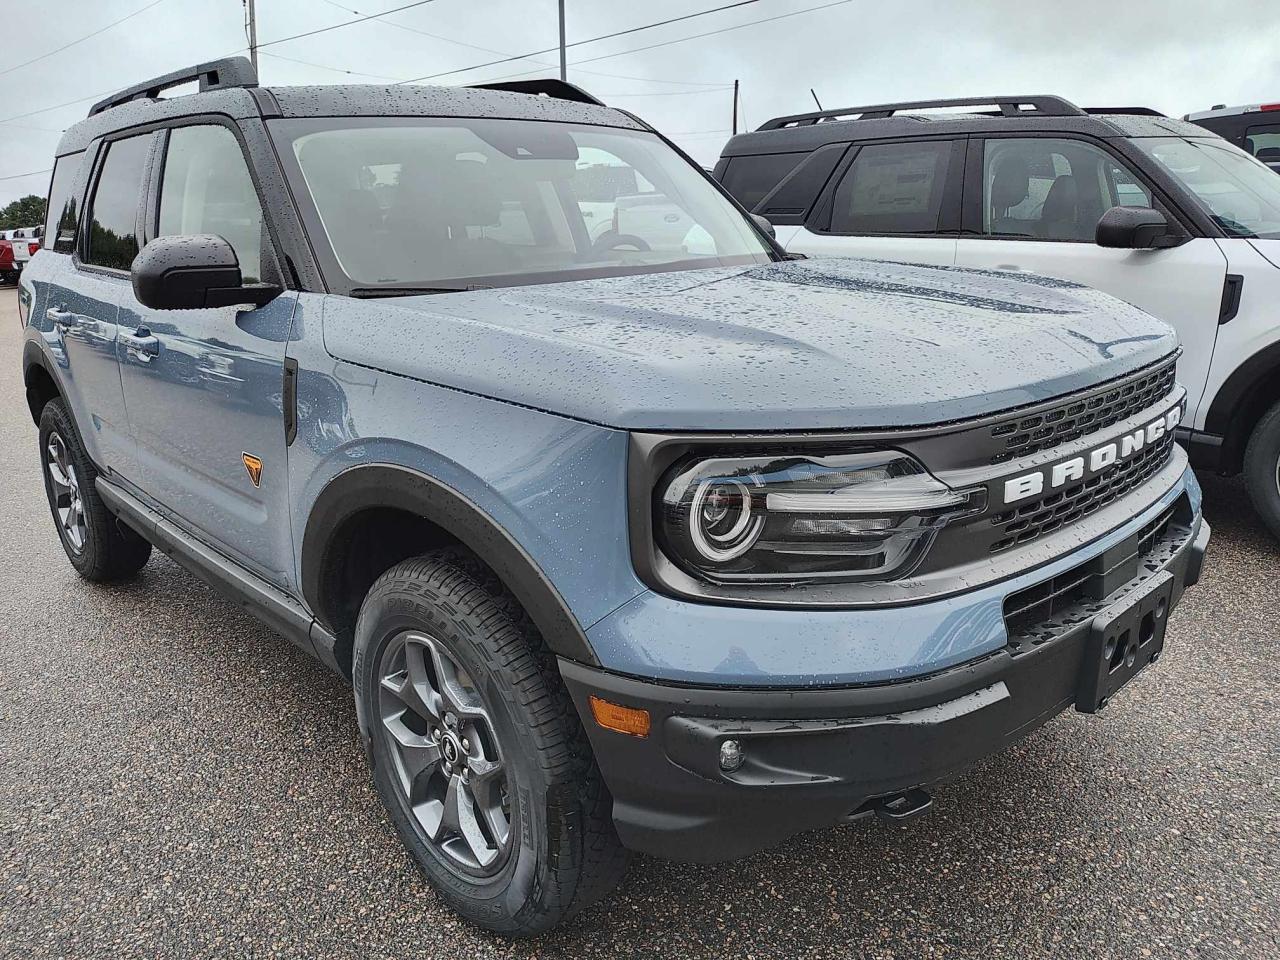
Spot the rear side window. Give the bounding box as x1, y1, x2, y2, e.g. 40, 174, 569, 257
1245, 124, 1280, 170
830, 141, 953, 234
719, 153, 803, 211
45, 152, 84, 252
84, 134, 151, 270
158, 124, 266, 283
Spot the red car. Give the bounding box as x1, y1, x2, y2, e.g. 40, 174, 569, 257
0, 237, 17, 285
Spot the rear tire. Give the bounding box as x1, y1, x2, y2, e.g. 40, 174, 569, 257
1244, 398, 1280, 543
38, 398, 151, 581
353, 550, 627, 936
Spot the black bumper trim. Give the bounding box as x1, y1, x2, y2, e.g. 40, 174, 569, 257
560, 517, 1210, 863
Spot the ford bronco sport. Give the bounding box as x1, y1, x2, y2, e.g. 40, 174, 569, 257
20, 62, 1209, 935
716, 95, 1280, 543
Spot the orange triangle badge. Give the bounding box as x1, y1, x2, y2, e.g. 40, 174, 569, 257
242, 453, 263, 488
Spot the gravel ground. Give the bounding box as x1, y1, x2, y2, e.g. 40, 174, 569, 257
0, 287, 1276, 959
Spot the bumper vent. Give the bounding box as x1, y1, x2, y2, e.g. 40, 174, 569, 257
1002, 495, 1193, 652
989, 433, 1176, 553
990, 359, 1177, 464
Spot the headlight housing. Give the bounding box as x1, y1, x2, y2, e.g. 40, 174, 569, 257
657, 450, 984, 584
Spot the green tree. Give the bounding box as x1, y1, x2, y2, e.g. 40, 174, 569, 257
0, 194, 47, 231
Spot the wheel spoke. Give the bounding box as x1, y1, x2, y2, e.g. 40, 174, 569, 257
467, 760, 510, 849
444, 775, 497, 867
424, 637, 491, 725
46, 440, 71, 491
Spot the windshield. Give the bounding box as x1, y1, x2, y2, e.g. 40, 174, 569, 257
1130, 136, 1280, 239
271, 117, 774, 292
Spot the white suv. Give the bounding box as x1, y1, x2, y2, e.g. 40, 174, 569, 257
715, 95, 1280, 540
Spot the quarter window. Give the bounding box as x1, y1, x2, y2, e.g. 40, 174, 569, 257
44, 152, 84, 252
1245, 124, 1280, 170
720, 153, 803, 211
158, 125, 266, 283
829, 140, 954, 235
84, 134, 151, 270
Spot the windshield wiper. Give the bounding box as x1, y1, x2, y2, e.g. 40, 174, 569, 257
349, 285, 490, 298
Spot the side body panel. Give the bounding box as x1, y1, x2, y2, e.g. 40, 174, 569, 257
287, 294, 646, 637
23, 251, 134, 475
1197, 238, 1280, 432
115, 294, 301, 588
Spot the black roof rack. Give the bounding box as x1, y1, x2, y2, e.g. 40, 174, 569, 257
1083, 106, 1166, 117
757, 95, 1086, 130
467, 78, 604, 106
88, 56, 257, 117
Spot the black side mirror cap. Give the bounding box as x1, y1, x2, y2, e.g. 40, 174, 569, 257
131, 234, 282, 310
751, 213, 776, 239
1096, 206, 1185, 249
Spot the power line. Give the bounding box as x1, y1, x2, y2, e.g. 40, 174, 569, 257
256, 0, 440, 51
0, 0, 171, 79
315, 0, 732, 88
566, 0, 856, 69
0, 88, 118, 126
261, 51, 405, 81
0, 168, 52, 182
397, 0, 763, 84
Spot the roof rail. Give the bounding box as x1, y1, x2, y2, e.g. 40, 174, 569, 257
467, 78, 604, 106
1082, 106, 1166, 117
757, 95, 1085, 130
88, 56, 257, 117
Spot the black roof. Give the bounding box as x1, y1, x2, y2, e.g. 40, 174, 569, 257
722, 95, 1214, 158
57, 56, 641, 156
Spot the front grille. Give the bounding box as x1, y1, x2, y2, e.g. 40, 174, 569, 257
988, 432, 1176, 553
1002, 496, 1193, 653
989, 359, 1177, 464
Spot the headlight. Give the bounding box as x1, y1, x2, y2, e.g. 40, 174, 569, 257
657, 450, 984, 584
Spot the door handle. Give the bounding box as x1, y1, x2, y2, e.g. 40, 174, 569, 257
123, 327, 160, 363
46, 306, 73, 331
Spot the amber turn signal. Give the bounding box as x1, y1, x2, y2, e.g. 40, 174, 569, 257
589, 696, 651, 738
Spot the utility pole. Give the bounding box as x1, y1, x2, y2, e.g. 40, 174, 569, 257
558, 0, 567, 81
246, 0, 259, 75
732, 79, 739, 135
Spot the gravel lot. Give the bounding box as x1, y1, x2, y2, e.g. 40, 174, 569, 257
0, 286, 1276, 959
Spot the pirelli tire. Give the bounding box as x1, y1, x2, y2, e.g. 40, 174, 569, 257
352, 548, 628, 936
1244, 397, 1280, 543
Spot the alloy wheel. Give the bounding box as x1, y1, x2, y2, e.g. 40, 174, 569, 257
377, 630, 513, 876
45, 431, 87, 554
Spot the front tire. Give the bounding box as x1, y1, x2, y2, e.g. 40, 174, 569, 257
1244, 398, 1280, 543
38, 398, 151, 581
353, 551, 627, 936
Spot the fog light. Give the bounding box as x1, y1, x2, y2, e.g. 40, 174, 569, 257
718, 739, 744, 772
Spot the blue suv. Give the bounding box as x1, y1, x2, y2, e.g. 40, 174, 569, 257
19, 59, 1209, 935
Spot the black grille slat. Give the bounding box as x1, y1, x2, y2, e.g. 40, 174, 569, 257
990, 360, 1177, 464
988, 433, 1176, 554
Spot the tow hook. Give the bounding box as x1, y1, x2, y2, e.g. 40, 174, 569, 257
845, 788, 934, 824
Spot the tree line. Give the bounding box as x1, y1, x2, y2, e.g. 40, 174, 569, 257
0, 194, 46, 231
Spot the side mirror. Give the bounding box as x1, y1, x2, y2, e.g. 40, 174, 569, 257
1095, 206, 1182, 249
750, 213, 776, 239
131, 235, 282, 310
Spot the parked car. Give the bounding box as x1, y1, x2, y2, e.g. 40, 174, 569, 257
21, 64, 1209, 935
715, 95, 1280, 541
0, 233, 16, 284
1185, 102, 1280, 171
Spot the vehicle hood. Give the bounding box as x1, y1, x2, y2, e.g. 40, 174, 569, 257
321, 258, 1178, 432
1247, 238, 1280, 270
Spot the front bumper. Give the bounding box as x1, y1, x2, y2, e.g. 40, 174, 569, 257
561, 514, 1209, 863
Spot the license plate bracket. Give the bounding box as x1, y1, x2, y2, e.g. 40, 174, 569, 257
1076, 570, 1174, 714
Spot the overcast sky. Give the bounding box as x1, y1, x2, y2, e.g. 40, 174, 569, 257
3, 0, 1280, 210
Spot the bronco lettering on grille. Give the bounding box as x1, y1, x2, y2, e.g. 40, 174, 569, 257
1002, 404, 1182, 506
